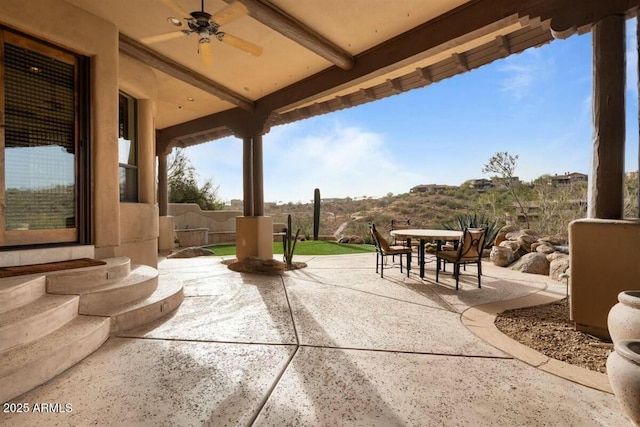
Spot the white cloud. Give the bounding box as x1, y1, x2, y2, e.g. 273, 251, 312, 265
180, 119, 431, 204
262, 119, 427, 202
498, 48, 550, 100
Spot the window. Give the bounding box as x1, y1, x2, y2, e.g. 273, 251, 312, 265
118, 92, 138, 202
0, 29, 90, 246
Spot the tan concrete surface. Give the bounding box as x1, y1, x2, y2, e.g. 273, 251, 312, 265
1, 254, 630, 426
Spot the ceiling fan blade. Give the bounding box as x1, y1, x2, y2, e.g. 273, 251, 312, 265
220, 33, 262, 56
199, 42, 214, 66
141, 31, 186, 44
211, 1, 249, 26
163, 0, 190, 18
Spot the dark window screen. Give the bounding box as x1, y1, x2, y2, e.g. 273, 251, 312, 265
4, 42, 76, 230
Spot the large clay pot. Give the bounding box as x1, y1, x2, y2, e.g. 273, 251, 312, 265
608, 290, 640, 343
607, 340, 640, 425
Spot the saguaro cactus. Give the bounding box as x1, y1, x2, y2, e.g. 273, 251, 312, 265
313, 188, 321, 240
283, 214, 300, 265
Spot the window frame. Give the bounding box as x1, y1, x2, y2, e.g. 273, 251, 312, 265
118, 91, 138, 203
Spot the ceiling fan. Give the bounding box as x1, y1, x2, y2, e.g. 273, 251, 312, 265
142, 0, 262, 65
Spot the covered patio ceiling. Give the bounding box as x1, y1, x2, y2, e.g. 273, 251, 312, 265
67, 0, 640, 151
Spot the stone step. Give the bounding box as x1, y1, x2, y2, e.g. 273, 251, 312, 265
77, 265, 159, 315
0, 294, 78, 353
46, 257, 131, 294
0, 315, 109, 404
0, 275, 46, 314
0, 245, 95, 268
109, 276, 184, 334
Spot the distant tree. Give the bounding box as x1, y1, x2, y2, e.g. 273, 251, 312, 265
168, 148, 224, 210
624, 172, 639, 218
482, 151, 530, 228
532, 179, 587, 237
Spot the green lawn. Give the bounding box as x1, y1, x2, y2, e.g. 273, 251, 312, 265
205, 240, 376, 257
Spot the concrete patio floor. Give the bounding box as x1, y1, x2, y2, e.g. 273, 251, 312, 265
1, 254, 631, 426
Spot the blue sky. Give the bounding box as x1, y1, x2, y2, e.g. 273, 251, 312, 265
185, 20, 639, 204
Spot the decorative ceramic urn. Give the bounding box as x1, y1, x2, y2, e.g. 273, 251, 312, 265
608, 291, 640, 343
606, 340, 640, 425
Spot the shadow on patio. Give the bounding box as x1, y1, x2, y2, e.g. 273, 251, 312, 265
1, 253, 630, 426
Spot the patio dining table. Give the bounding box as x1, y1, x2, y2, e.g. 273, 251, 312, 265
390, 229, 463, 279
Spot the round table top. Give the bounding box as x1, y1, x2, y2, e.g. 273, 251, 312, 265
390, 229, 463, 240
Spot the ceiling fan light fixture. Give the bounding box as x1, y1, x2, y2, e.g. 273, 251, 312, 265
167, 17, 182, 26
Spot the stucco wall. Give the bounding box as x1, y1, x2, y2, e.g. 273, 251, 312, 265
118, 54, 159, 264
117, 203, 159, 267
569, 218, 640, 339
169, 204, 241, 232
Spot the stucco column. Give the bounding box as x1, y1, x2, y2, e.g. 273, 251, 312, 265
243, 136, 254, 216
252, 134, 264, 216
588, 14, 626, 219
158, 153, 168, 216
236, 115, 272, 261
138, 100, 155, 204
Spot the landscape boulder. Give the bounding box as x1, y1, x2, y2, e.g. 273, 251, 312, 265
535, 244, 556, 254
549, 254, 570, 281
490, 246, 514, 267
499, 240, 524, 260
504, 231, 537, 253
509, 253, 550, 275
339, 235, 364, 244
494, 224, 519, 247
168, 247, 214, 258
539, 235, 567, 246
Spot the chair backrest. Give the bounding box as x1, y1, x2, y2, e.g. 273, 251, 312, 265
369, 223, 391, 252
390, 219, 410, 231
456, 227, 486, 261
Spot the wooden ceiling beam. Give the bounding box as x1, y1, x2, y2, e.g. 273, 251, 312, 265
495, 35, 511, 55
549, 0, 640, 39
256, 0, 640, 114
119, 33, 254, 111
416, 67, 432, 84
226, 0, 354, 70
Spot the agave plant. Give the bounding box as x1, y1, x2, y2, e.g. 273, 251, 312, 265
443, 213, 501, 249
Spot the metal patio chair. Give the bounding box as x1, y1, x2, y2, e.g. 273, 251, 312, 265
435, 227, 486, 290
369, 223, 412, 278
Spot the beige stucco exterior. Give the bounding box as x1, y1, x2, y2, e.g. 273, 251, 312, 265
569, 218, 640, 339
0, 0, 119, 249
236, 216, 274, 261
0, 0, 160, 266
97, 203, 159, 268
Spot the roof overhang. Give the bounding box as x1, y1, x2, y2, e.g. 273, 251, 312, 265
63, 0, 640, 151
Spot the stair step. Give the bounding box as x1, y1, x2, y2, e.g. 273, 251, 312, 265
0, 294, 78, 353
0, 315, 109, 404
78, 265, 159, 315
46, 257, 131, 294
110, 276, 184, 334
0, 275, 46, 314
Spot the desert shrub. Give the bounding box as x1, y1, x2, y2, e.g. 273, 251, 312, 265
442, 213, 501, 249
291, 214, 313, 239
443, 198, 464, 209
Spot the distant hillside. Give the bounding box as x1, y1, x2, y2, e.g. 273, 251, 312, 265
263, 185, 499, 241
260, 176, 607, 242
